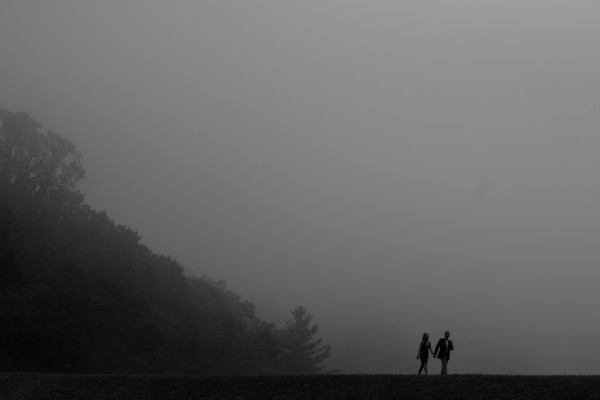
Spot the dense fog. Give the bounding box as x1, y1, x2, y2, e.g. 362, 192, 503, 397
2, 1, 600, 374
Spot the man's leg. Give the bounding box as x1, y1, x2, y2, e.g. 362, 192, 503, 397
441, 357, 448, 375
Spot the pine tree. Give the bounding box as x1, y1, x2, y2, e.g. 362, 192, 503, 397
280, 305, 331, 374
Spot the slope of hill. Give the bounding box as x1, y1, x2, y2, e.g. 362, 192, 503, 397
0, 109, 309, 374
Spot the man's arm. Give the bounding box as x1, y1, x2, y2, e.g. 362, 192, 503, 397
433, 339, 441, 357
449, 341, 454, 351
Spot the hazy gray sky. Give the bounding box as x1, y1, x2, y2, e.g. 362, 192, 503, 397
2, 1, 600, 374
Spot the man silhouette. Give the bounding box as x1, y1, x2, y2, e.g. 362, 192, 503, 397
433, 330, 454, 375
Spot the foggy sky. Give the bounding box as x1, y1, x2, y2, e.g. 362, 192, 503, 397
2, 1, 600, 374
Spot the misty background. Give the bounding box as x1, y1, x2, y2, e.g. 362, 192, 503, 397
2, 1, 600, 374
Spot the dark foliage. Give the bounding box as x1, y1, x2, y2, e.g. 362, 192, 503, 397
0, 109, 85, 203
0, 109, 330, 375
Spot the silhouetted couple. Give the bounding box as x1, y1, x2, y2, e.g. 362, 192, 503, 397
416, 330, 454, 375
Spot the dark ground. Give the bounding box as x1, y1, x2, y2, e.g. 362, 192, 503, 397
2, 373, 600, 400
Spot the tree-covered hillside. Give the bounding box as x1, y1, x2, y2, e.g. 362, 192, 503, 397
0, 109, 330, 374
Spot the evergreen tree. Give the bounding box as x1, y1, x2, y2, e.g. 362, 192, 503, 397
280, 305, 331, 374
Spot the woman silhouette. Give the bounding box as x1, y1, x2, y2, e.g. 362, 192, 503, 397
416, 332, 434, 375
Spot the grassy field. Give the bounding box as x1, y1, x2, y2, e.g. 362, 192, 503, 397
2, 373, 600, 399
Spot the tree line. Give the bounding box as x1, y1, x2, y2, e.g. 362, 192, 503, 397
0, 109, 331, 375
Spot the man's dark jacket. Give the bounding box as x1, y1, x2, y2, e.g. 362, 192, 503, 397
434, 338, 454, 360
